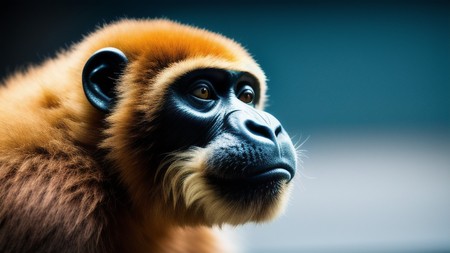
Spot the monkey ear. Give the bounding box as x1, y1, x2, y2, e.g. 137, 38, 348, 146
82, 47, 128, 112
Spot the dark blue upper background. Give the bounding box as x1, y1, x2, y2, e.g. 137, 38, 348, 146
1, 1, 449, 135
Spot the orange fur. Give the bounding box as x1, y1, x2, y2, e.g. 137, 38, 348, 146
0, 19, 286, 253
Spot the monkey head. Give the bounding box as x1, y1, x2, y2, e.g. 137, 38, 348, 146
80, 20, 297, 226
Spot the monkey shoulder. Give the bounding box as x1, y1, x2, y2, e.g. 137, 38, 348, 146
0, 150, 118, 253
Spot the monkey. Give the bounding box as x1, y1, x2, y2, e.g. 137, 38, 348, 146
0, 19, 297, 253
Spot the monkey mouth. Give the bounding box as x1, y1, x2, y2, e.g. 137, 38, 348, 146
246, 167, 294, 183
207, 162, 295, 185
241, 162, 296, 184
206, 164, 295, 201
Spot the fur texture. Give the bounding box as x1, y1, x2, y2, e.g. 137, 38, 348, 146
0, 19, 291, 253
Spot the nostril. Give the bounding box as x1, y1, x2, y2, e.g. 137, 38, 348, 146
274, 125, 282, 137
245, 120, 274, 141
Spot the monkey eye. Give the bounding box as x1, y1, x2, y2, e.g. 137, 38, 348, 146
237, 85, 255, 105
191, 81, 213, 100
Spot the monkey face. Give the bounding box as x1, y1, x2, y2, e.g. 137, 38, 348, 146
151, 68, 297, 225
83, 44, 297, 225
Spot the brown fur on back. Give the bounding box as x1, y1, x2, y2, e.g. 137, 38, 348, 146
0, 130, 119, 251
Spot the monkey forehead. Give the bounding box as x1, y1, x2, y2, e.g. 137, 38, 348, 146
79, 18, 268, 107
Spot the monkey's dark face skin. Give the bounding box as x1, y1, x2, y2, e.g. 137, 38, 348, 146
155, 68, 297, 202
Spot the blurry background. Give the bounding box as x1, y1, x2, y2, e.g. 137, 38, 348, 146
1, 1, 449, 252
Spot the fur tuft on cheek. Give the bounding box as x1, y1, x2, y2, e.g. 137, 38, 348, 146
158, 147, 210, 209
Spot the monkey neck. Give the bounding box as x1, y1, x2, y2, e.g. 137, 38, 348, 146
119, 214, 172, 253
119, 205, 208, 253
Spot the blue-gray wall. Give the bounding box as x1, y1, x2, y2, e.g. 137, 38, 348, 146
1, 1, 449, 135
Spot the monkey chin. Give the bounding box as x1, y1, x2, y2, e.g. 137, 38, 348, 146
159, 147, 293, 226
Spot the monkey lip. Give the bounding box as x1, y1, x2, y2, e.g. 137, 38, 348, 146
247, 167, 294, 183
207, 163, 295, 185
211, 165, 295, 184
207, 165, 295, 201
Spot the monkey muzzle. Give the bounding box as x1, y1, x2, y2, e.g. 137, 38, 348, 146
206, 109, 297, 186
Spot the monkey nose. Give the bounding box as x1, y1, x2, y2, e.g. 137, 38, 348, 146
227, 110, 283, 145
243, 116, 282, 144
